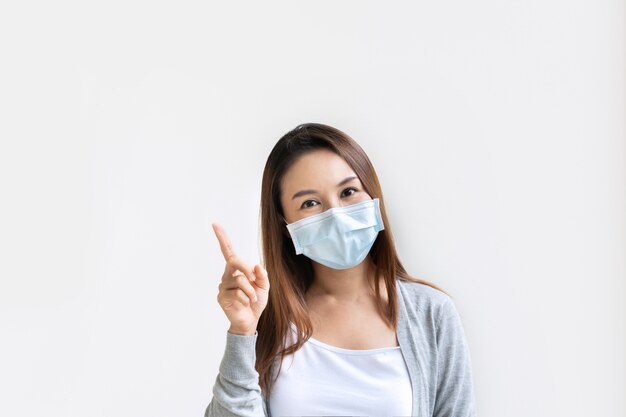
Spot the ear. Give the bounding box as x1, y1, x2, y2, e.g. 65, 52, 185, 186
281, 222, 292, 239
279, 214, 292, 239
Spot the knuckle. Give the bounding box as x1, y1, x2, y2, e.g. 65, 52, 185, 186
236, 289, 250, 305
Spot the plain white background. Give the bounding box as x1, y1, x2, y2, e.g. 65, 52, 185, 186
0, 1, 624, 416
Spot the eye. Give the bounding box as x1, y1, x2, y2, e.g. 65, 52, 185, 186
300, 200, 319, 209
341, 187, 358, 198
299, 188, 358, 210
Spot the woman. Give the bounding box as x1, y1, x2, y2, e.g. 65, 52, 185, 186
205, 123, 476, 416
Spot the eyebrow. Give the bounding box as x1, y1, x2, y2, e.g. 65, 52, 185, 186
291, 176, 358, 200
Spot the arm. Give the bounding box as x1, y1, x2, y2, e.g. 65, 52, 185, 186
432, 298, 477, 417
204, 330, 270, 417
207, 223, 272, 416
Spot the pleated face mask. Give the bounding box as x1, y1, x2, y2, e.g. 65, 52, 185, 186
285, 198, 385, 270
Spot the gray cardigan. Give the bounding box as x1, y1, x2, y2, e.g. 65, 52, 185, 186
205, 278, 477, 416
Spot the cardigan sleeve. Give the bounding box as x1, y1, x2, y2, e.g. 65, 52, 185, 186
204, 330, 270, 417
432, 298, 477, 417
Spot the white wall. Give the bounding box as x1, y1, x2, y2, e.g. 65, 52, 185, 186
0, 1, 623, 416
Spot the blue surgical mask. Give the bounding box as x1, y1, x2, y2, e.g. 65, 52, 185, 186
285, 198, 384, 270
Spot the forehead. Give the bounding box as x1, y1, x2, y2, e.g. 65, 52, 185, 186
281, 149, 357, 191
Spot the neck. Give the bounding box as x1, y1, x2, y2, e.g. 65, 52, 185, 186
306, 256, 378, 303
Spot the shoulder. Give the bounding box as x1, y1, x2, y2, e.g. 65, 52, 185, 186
396, 277, 452, 309
396, 278, 457, 323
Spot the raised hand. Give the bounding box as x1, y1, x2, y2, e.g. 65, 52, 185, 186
212, 222, 270, 336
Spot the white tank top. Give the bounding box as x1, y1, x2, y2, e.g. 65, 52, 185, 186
268, 322, 412, 417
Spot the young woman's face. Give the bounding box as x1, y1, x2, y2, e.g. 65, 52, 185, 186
280, 149, 372, 224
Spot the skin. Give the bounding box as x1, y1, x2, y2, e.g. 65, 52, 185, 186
212, 148, 398, 348
212, 222, 270, 336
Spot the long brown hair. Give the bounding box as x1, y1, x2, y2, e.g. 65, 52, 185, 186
256, 122, 447, 398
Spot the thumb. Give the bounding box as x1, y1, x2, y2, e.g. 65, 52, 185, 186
253, 264, 270, 291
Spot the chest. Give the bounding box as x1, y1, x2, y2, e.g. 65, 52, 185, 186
268, 337, 412, 417
306, 300, 399, 350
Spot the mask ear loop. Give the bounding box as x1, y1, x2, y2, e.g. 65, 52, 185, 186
279, 214, 291, 238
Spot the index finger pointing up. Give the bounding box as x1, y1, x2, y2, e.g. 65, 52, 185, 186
212, 222, 235, 261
